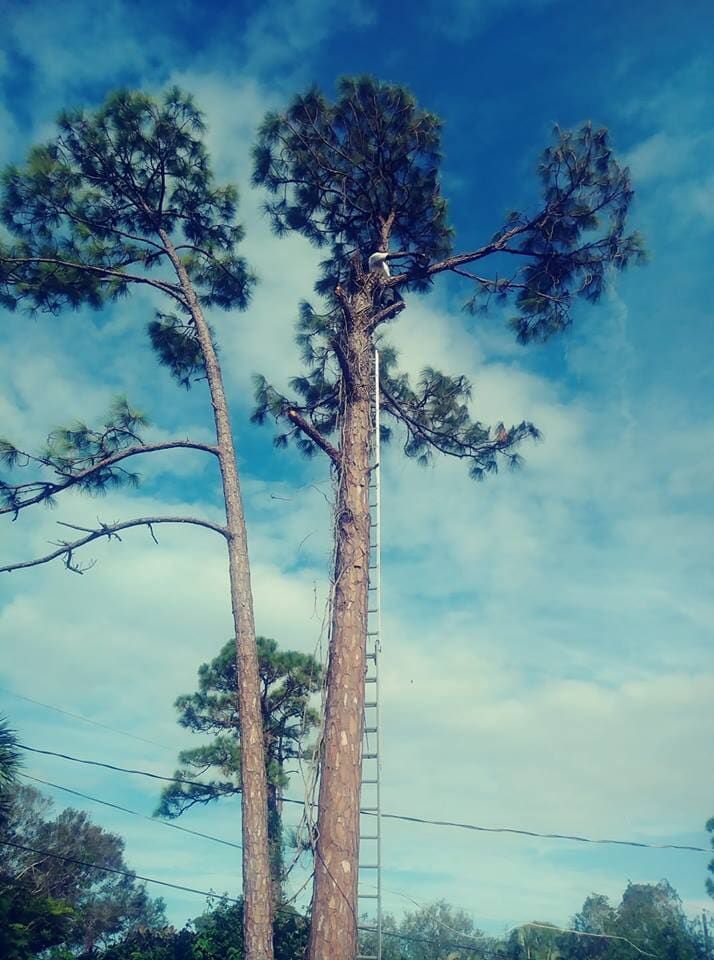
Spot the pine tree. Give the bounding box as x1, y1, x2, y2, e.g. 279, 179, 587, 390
156, 636, 322, 907
251, 76, 644, 960
0, 89, 274, 960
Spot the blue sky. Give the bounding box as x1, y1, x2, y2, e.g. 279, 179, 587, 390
1, 0, 713, 937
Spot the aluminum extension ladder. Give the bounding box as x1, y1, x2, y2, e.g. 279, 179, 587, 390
357, 349, 383, 960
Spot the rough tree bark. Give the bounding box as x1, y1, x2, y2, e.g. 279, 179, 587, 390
308, 299, 373, 960
161, 231, 274, 960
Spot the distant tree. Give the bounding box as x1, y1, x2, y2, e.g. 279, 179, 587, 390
0, 715, 21, 824
707, 816, 714, 899
0, 88, 273, 960
156, 636, 322, 905
554, 881, 705, 960
1, 784, 165, 953
503, 924, 562, 960
564, 893, 617, 960
251, 75, 644, 959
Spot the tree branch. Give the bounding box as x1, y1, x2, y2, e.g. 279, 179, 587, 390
380, 382, 528, 464
0, 515, 229, 574
285, 409, 342, 466
385, 220, 538, 287
0, 439, 220, 517
365, 298, 406, 334
1, 256, 186, 304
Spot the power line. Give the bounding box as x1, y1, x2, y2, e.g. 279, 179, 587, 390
0, 688, 172, 751
18, 743, 709, 855
0, 837, 242, 905
376, 810, 708, 854
19, 773, 242, 851
361, 883, 658, 958
0, 838, 659, 957
18, 743, 214, 789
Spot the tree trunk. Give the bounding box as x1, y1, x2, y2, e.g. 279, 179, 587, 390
161, 233, 274, 960
267, 780, 284, 908
308, 330, 372, 960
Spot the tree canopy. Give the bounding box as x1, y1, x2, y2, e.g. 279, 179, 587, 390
0, 784, 166, 955
0, 86, 252, 318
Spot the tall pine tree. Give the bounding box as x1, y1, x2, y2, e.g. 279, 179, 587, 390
0, 89, 274, 960
251, 76, 644, 960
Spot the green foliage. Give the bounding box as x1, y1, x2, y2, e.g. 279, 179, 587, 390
379, 359, 540, 479
252, 311, 538, 475
471, 123, 646, 343
0, 87, 253, 380
0, 396, 149, 517
0, 784, 166, 953
252, 76, 452, 295
94, 926, 196, 960
0, 884, 74, 960
190, 899, 309, 960
0, 715, 21, 824
148, 312, 207, 388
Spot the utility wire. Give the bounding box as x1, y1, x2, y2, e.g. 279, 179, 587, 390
17, 743, 708, 855
19, 773, 242, 851
360, 883, 658, 957
375, 810, 708, 854
18, 744, 214, 789
357, 923, 657, 957
0, 837, 659, 956
0, 837, 243, 905
0, 688, 172, 751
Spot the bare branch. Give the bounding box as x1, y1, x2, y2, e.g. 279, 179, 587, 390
0, 439, 220, 518
285, 409, 342, 466
385, 220, 537, 287
0, 515, 229, 574
365, 298, 406, 334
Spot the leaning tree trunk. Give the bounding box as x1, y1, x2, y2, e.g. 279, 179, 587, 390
308, 320, 373, 960
161, 233, 274, 960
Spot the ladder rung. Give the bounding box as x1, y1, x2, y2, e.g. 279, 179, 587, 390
364, 726, 377, 734
367, 631, 379, 636
357, 955, 378, 959
361, 805, 379, 811
365, 701, 377, 708
359, 863, 379, 869
365, 677, 376, 683
360, 834, 379, 840
362, 754, 378, 760
358, 893, 379, 899
361, 779, 378, 785
365, 652, 376, 661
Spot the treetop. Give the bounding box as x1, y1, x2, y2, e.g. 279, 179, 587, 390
0, 86, 254, 315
